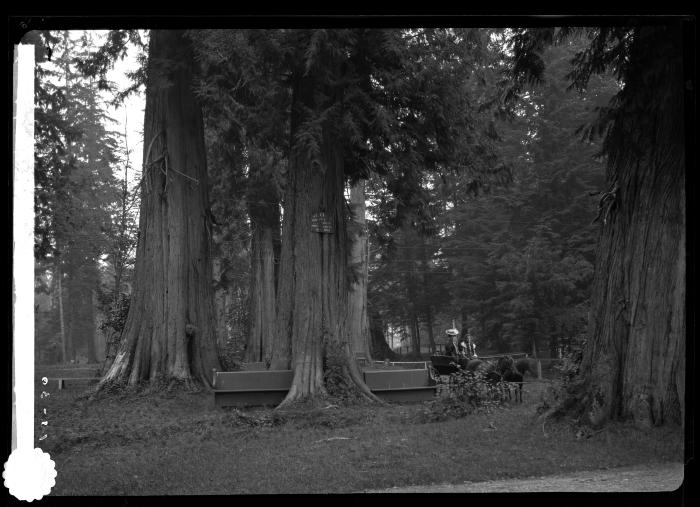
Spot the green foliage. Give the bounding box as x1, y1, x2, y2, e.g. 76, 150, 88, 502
35, 31, 122, 262
192, 29, 288, 327
365, 29, 514, 354
366, 31, 619, 358
508, 24, 683, 165
97, 291, 130, 338
192, 29, 514, 359
34, 30, 134, 362
420, 369, 511, 422
538, 339, 587, 417
30, 27, 636, 372
437, 36, 618, 354
451, 369, 513, 405
554, 340, 586, 383
74, 29, 147, 104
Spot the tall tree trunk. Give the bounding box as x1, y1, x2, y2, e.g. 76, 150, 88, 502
87, 287, 97, 363
246, 178, 280, 364
419, 237, 435, 355
92, 289, 106, 363
425, 306, 436, 355
212, 258, 228, 350
56, 263, 66, 363
271, 60, 380, 406
564, 25, 685, 427
403, 243, 420, 359
223, 290, 232, 345
347, 180, 372, 361
64, 261, 82, 363
369, 307, 395, 360
410, 313, 421, 358
405, 270, 421, 359
101, 30, 221, 389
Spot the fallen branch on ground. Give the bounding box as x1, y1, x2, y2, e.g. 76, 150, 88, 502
315, 436, 353, 443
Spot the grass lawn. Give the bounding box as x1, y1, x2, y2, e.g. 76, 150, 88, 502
36, 380, 683, 495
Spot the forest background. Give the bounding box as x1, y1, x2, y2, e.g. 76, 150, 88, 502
32, 27, 620, 369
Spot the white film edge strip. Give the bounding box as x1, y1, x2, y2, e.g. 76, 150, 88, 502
4, 43, 57, 501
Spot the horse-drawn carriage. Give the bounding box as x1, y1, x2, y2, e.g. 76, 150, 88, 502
428, 355, 463, 376
428, 354, 528, 403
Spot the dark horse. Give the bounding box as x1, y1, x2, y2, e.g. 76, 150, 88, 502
466, 356, 523, 403
501, 356, 524, 403
514, 356, 538, 378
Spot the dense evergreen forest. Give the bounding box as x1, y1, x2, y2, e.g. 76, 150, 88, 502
30, 24, 687, 425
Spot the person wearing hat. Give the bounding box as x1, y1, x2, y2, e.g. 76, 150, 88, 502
444, 327, 460, 357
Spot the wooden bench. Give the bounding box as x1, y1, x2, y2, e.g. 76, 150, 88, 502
37, 367, 101, 378
213, 367, 438, 407
354, 353, 369, 367
42, 377, 101, 390
363, 369, 437, 402
212, 370, 293, 408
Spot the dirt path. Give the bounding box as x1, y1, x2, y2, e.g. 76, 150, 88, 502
363, 462, 684, 493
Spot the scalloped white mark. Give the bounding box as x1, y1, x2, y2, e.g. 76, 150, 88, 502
3, 448, 57, 501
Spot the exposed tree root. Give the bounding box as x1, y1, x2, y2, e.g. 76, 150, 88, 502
86, 375, 206, 402
275, 370, 385, 411
276, 339, 386, 410
275, 390, 381, 412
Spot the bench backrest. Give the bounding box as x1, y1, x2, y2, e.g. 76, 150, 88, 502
214, 370, 293, 391
354, 352, 369, 366
363, 369, 432, 389
241, 362, 268, 371
36, 369, 101, 378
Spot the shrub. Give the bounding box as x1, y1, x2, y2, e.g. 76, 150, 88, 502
538, 340, 586, 416
419, 369, 511, 422
97, 292, 131, 338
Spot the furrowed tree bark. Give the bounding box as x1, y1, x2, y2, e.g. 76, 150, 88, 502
245, 177, 280, 364
564, 25, 685, 427
347, 180, 372, 362
55, 262, 66, 363
212, 257, 228, 350
271, 61, 381, 407
101, 30, 221, 389
90, 289, 99, 363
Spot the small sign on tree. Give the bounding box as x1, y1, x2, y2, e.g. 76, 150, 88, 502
311, 212, 334, 233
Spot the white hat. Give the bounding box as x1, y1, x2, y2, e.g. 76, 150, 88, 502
445, 328, 459, 336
